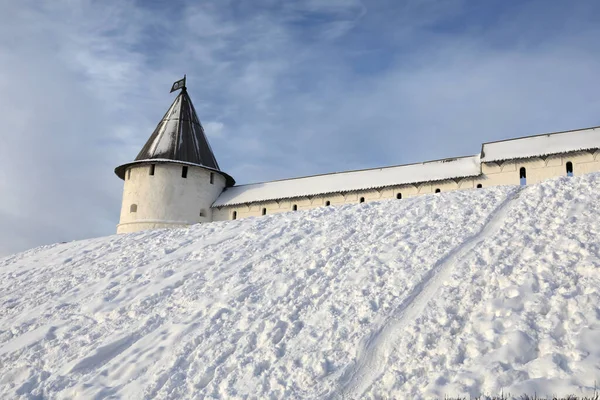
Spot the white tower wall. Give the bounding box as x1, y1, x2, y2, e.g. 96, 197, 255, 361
117, 162, 226, 234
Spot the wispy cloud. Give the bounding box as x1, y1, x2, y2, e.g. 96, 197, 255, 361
1, 0, 599, 255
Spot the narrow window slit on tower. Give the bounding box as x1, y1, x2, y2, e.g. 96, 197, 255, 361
262, 208, 267, 215
232, 211, 237, 220
199, 209, 205, 217
359, 197, 365, 203
149, 164, 155, 176
520, 167, 527, 185
566, 161, 573, 177
182, 166, 188, 178
292, 204, 298, 211
396, 193, 402, 199
325, 201, 331, 206
210, 172, 214, 184
130, 204, 137, 213
127, 169, 131, 180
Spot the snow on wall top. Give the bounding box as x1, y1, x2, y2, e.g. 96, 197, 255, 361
213, 155, 481, 207
481, 126, 600, 163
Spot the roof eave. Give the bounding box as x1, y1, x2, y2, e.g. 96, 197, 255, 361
114, 159, 236, 186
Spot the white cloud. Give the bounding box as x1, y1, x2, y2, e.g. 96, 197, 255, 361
204, 121, 226, 139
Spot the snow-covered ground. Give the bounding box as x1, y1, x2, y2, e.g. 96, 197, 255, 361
1, 174, 600, 399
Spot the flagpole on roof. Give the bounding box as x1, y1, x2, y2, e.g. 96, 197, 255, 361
170, 75, 186, 93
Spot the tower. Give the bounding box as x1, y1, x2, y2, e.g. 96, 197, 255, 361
114, 78, 235, 233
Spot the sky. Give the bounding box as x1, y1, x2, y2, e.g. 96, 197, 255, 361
1, 0, 599, 256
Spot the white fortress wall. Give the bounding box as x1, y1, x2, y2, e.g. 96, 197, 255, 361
117, 162, 226, 233
212, 148, 600, 222
482, 150, 600, 186
480, 126, 600, 187
211, 155, 483, 221
211, 177, 485, 222
213, 155, 481, 207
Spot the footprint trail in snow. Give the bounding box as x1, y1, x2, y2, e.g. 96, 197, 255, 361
335, 187, 523, 399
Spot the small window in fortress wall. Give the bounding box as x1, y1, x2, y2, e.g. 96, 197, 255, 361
360, 197, 365, 203
566, 161, 573, 177
127, 169, 131, 180
232, 211, 237, 220
477, 184, 483, 188
199, 209, 205, 217
130, 204, 137, 213
182, 166, 188, 178
262, 208, 267, 215
292, 204, 298, 211
396, 193, 402, 199
325, 201, 331, 206
210, 173, 214, 184
520, 167, 527, 185
149, 164, 155, 176
435, 188, 441, 193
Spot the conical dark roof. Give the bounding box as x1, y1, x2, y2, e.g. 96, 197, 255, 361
115, 88, 235, 186
136, 88, 220, 169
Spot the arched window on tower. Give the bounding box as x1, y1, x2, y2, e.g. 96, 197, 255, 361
477, 184, 483, 188
435, 188, 441, 193
566, 161, 573, 177
130, 204, 137, 213
359, 197, 365, 203
520, 167, 527, 185
292, 204, 298, 211
396, 193, 402, 199
232, 211, 237, 220
262, 208, 267, 215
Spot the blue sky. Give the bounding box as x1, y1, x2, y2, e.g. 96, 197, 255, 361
1, 0, 600, 255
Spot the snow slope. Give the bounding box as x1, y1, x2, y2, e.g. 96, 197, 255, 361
1, 174, 600, 399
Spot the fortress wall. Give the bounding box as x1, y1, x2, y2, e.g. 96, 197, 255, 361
571, 149, 600, 174
212, 179, 479, 222
211, 150, 600, 223
482, 151, 600, 187
459, 177, 482, 189
426, 180, 458, 194
117, 163, 226, 233
387, 185, 419, 199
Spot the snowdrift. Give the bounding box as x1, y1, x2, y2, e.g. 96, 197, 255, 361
1, 174, 600, 399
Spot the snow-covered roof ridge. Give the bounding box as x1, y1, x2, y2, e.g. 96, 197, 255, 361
481, 125, 600, 163
213, 155, 481, 207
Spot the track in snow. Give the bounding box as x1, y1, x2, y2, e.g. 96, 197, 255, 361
333, 187, 523, 399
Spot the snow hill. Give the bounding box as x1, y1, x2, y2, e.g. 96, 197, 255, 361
1, 174, 600, 400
